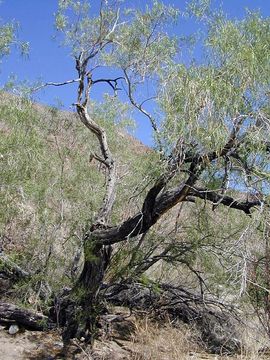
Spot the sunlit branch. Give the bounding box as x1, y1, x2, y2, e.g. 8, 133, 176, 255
104, 8, 120, 41
123, 69, 162, 150
32, 78, 80, 92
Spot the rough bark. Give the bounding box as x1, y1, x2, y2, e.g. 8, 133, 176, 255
61, 240, 113, 345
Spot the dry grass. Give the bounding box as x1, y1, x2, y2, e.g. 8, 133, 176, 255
128, 317, 201, 360
125, 317, 270, 360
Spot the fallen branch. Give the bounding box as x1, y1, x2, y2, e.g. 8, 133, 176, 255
0, 302, 55, 330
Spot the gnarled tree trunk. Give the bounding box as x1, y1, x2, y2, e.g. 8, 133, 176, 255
62, 240, 112, 345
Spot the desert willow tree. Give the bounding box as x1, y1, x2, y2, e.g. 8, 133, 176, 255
37, 0, 269, 344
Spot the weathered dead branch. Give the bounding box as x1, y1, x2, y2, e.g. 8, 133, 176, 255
0, 302, 55, 330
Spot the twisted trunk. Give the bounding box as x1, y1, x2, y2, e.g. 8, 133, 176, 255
62, 240, 111, 345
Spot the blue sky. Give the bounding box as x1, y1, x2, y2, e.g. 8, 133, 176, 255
0, 0, 269, 145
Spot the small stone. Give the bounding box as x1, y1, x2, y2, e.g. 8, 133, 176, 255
8, 324, 19, 335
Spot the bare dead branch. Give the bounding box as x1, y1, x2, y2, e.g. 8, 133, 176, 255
85, 114, 260, 245
0, 302, 54, 330
189, 187, 263, 214
90, 152, 108, 167
32, 79, 80, 92
92, 76, 124, 94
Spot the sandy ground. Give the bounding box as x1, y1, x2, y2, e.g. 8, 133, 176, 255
0, 326, 63, 359
1, 324, 269, 360
0, 326, 225, 360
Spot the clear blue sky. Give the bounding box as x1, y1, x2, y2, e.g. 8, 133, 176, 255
0, 0, 269, 145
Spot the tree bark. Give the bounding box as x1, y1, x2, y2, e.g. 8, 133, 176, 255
62, 239, 112, 345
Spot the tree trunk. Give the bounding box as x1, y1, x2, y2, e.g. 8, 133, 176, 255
62, 239, 111, 346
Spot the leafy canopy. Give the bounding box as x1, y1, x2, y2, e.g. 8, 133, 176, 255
54, 1, 269, 195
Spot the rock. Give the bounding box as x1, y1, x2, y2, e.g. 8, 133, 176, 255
8, 324, 19, 335
0, 277, 11, 294
111, 319, 136, 340
93, 340, 130, 360
99, 313, 136, 341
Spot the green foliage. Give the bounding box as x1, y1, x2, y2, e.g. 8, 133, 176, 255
105, 1, 178, 77
0, 22, 16, 57
0, 19, 29, 61
159, 11, 270, 158
186, 0, 211, 19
